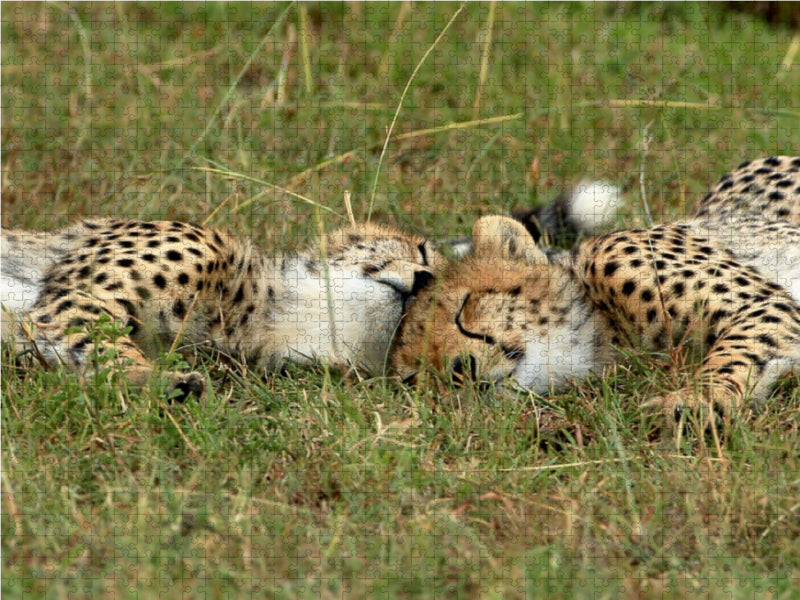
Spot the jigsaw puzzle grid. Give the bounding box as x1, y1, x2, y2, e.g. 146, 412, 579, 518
2, 4, 799, 597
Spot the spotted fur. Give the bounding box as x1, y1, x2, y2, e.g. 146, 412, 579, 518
2, 219, 440, 395
392, 157, 800, 421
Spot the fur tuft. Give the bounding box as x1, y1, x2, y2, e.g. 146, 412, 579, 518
565, 179, 622, 234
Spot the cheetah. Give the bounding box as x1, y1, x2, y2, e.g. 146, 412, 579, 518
2, 219, 440, 396
392, 156, 800, 422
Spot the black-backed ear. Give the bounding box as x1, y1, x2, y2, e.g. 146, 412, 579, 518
472, 216, 548, 264
510, 207, 545, 244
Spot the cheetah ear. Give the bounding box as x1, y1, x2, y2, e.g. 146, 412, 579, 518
472, 216, 547, 264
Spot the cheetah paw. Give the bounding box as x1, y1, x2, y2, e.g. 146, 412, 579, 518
169, 371, 206, 401
643, 389, 733, 433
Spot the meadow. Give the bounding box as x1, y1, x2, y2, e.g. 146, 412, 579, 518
2, 3, 799, 597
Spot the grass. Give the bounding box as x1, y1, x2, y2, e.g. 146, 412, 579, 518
2, 2, 800, 597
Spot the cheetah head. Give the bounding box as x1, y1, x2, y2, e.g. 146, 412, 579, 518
303, 222, 443, 373
391, 216, 599, 394
326, 223, 441, 303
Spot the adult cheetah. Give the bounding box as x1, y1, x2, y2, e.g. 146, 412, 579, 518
392, 156, 800, 422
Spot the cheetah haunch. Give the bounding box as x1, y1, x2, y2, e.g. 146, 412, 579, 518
392, 157, 800, 421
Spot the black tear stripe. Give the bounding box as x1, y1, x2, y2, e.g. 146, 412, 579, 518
454, 294, 497, 345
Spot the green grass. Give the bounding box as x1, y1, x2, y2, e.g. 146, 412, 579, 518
2, 3, 799, 597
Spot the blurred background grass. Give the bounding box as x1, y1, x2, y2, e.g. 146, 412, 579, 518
2, 3, 799, 598
3, 2, 798, 243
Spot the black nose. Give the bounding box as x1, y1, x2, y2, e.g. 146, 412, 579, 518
450, 354, 477, 384
411, 270, 435, 295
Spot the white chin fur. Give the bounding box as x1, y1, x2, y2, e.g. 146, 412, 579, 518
568, 179, 622, 233
273, 263, 401, 372
512, 335, 598, 395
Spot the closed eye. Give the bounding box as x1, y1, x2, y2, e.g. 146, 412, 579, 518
417, 242, 429, 266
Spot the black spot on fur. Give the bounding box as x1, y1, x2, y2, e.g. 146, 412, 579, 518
67, 317, 87, 329
153, 274, 167, 289
116, 298, 137, 316
55, 300, 73, 314
710, 309, 729, 323
71, 335, 90, 351
603, 262, 619, 277
712, 283, 730, 294
718, 179, 734, 191
621, 281, 636, 296
172, 299, 187, 319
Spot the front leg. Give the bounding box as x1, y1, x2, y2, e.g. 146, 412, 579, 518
644, 384, 742, 433
645, 336, 800, 429
18, 311, 205, 400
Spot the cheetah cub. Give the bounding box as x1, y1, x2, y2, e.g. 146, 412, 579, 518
2, 219, 440, 396
392, 156, 800, 422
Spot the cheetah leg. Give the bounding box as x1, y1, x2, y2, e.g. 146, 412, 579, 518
645, 343, 800, 428
19, 319, 205, 399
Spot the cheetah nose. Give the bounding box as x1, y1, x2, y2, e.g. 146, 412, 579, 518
450, 353, 478, 385
411, 270, 435, 295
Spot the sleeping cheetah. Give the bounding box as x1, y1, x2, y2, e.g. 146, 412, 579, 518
392, 156, 800, 421
2, 219, 440, 395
